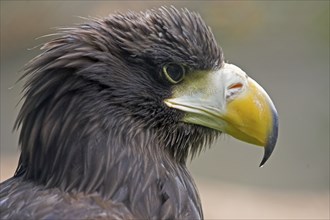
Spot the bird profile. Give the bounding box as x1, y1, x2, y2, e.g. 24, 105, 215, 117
0, 6, 278, 219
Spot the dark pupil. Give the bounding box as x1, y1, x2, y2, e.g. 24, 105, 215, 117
167, 64, 183, 81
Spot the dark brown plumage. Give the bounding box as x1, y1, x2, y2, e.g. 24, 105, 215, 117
0, 5, 279, 219
0, 6, 222, 219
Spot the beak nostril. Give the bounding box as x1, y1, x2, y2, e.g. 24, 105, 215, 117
228, 83, 243, 90
226, 82, 244, 100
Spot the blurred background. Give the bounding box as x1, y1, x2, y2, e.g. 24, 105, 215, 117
1, 1, 329, 219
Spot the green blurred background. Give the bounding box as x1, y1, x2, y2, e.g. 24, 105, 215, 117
1, 1, 329, 219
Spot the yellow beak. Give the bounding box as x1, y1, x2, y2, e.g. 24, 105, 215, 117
165, 63, 278, 166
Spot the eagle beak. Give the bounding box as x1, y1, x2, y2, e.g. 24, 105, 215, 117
165, 63, 278, 166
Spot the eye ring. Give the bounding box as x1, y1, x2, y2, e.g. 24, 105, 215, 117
162, 63, 186, 84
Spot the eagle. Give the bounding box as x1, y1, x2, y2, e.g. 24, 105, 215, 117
0, 6, 278, 219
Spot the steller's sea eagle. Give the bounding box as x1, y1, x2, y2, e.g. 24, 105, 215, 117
0, 6, 278, 219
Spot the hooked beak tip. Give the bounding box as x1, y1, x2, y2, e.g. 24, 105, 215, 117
259, 108, 279, 167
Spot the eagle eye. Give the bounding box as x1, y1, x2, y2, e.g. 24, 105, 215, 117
163, 63, 186, 84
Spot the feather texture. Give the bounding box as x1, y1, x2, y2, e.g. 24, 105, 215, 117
1, 6, 223, 219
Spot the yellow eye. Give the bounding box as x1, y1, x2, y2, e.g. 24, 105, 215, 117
163, 63, 186, 84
